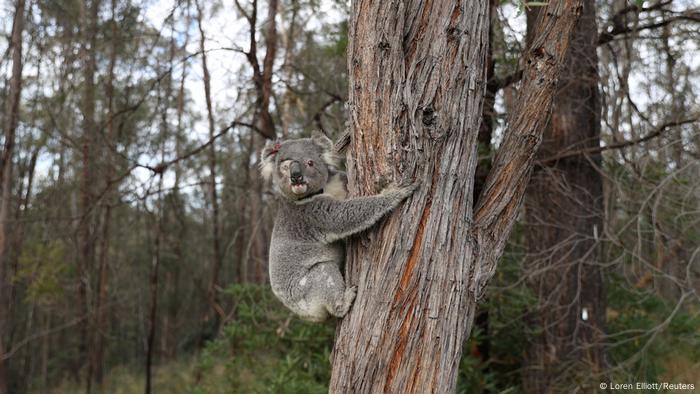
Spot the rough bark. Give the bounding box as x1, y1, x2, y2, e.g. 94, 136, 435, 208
329, 1, 583, 393
522, 1, 606, 392
0, 1, 25, 393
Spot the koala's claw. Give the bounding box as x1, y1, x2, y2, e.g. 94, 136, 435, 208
396, 182, 419, 199
339, 286, 357, 317
346, 286, 357, 304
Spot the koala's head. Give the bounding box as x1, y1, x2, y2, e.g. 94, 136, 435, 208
260, 131, 340, 200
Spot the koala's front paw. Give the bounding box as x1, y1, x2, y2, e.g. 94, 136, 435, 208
382, 181, 418, 200
399, 182, 420, 199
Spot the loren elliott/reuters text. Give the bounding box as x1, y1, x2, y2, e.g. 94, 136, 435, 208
599, 382, 696, 391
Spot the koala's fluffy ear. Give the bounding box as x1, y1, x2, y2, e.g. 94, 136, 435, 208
311, 131, 340, 167
260, 140, 281, 181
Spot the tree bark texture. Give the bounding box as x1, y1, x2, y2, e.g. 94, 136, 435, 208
0, 1, 25, 393
522, 1, 606, 392
329, 0, 583, 393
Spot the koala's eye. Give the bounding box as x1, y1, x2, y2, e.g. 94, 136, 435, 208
306, 160, 314, 167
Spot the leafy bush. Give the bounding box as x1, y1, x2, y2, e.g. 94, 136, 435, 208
189, 284, 335, 393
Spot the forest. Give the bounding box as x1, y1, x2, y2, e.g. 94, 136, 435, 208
0, 0, 699, 393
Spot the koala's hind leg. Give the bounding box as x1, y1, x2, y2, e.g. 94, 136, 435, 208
308, 262, 356, 319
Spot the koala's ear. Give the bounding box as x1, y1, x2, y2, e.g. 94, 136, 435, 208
260, 140, 281, 181
311, 130, 333, 151
311, 131, 340, 167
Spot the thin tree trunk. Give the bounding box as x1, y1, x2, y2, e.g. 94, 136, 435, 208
90, 2, 118, 389
280, 0, 299, 138
248, 134, 267, 283
19, 301, 34, 393
146, 18, 178, 389
251, 0, 278, 283
14, 144, 39, 394
522, 1, 606, 392
78, 2, 100, 392
195, 0, 225, 329
0, 1, 26, 392
145, 174, 164, 394
259, 0, 278, 138
329, 1, 583, 392
165, 4, 190, 359
40, 314, 50, 392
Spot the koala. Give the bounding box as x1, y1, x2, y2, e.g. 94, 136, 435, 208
260, 131, 416, 322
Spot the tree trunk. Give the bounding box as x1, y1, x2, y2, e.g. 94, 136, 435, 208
195, 0, 225, 330
145, 174, 164, 394
0, 1, 26, 392
522, 1, 606, 392
329, 0, 583, 392
280, 0, 299, 138
78, 2, 100, 392
89, 3, 118, 390
252, 0, 278, 283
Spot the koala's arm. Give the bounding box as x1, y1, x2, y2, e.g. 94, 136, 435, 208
307, 185, 416, 243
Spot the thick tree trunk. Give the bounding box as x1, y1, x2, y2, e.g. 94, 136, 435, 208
329, 1, 583, 392
522, 1, 606, 392
0, 1, 25, 392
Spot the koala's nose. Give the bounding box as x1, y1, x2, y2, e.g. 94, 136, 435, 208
290, 161, 304, 184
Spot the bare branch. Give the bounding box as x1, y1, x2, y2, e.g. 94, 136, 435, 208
473, 0, 584, 287
537, 117, 700, 164
598, 11, 700, 45
150, 120, 260, 174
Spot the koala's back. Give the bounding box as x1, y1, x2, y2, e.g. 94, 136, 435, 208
268, 199, 344, 311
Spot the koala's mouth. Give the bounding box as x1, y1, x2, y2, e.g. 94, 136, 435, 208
290, 182, 308, 195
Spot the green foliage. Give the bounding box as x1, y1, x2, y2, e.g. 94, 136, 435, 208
457, 222, 533, 394
188, 284, 335, 393
16, 240, 71, 306
606, 273, 700, 383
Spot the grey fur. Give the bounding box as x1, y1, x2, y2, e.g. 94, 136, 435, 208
260, 131, 416, 322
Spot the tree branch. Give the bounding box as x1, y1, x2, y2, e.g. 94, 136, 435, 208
598, 11, 700, 45
493, 4, 699, 92
536, 117, 699, 165
149, 120, 260, 174
473, 0, 583, 292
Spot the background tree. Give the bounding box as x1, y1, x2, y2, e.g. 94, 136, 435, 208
522, 1, 606, 391
0, 1, 26, 392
